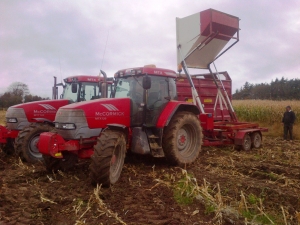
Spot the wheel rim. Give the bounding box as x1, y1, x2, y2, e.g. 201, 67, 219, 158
110, 145, 122, 177
243, 134, 251, 151
177, 128, 188, 151
28, 135, 42, 159
252, 133, 261, 148
177, 125, 195, 156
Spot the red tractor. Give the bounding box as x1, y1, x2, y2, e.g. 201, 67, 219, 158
0, 71, 111, 163
38, 66, 219, 182
38, 9, 267, 186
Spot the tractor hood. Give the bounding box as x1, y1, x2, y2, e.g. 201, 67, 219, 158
6, 99, 70, 130
56, 98, 131, 129
7, 99, 70, 122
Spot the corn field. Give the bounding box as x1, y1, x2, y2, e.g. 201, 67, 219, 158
233, 100, 299, 138
0, 110, 5, 126
233, 100, 299, 124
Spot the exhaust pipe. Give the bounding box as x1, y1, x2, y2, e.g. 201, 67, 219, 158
100, 70, 107, 98
52, 76, 58, 99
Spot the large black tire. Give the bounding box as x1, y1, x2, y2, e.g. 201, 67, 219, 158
162, 111, 202, 165
43, 151, 78, 172
0, 138, 15, 155
89, 130, 126, 187
14, 123, 53, 163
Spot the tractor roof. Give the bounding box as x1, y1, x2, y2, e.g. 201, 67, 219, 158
114, 65, 177, 78
64, 75, 105, 83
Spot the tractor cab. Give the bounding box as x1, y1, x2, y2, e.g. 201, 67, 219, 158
59, 76, 113, 103
114, 65, 177, 126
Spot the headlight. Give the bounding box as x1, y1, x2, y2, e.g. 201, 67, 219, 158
6, 118, 18, 123
55, 123, 76, 130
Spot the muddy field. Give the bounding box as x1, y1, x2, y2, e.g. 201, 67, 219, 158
0, 136, 300, 225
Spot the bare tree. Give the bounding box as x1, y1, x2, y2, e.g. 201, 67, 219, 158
7, 82, 30, 102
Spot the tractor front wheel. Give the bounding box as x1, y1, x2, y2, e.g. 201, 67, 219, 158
15, 123, 53, 163
90, 130, 126, 187
162, 111, 202, 165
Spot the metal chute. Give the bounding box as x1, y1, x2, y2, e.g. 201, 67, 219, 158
176, 8, 239, 69
176, 8, 240, 121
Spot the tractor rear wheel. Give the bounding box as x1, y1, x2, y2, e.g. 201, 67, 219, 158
242, 134, 251, 151
162, 111, 202, 165
251, 132, 262, 148
14, 123, 52, 163
90, 130, 126, 187
43, 151, 78, 172
0, 138, 15, 155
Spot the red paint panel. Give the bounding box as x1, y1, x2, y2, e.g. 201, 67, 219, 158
61, 98, 131, 129
0, 126, 19, 143
156, 101, 195, 128
156, 102, 180, 128
200, 9, 239, 41
13, 99, 69, 123
115, 67, 177, 78
64, 75, 104, 83
38, 132, 64, 157
211, 9, 239, 28
38, 131, 86, 158
176, 71, 232, 121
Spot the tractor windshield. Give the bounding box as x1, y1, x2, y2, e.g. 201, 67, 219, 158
62, 82, 101, 103
115, 76, 143, 101
114, 75, 177, 102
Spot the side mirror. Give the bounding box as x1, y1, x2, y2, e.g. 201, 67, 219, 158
71, 83, 77, 93
142, 75, 151, 90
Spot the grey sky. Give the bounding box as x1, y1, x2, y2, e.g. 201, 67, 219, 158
1, 0, 300, 98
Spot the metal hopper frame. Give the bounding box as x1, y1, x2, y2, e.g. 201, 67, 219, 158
176, 8, 267, 149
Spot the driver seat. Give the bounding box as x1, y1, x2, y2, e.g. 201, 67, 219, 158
148, 92, 160, 106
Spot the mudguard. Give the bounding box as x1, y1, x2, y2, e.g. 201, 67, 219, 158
156, 101, 200, 128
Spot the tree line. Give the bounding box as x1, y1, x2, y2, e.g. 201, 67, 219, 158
233, 77, 300, 100
0, 82, 49, 109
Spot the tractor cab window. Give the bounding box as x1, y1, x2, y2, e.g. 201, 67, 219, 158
168, 78, 177, 100
107, 83, 112, 98
82, 83, 100, 100
62, 82, 100, 102
62, 83, 78, 102
145, 76, 176, 126
115, 76, 144, 104
147, 76, 177, 107
115, 75, 177, 104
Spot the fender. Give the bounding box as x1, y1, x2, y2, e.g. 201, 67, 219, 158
104, 123, 129, 138
156, 101, 200, 128
102, 123, 129, 145
106, 123, 127, 129
31, 118, 55, 125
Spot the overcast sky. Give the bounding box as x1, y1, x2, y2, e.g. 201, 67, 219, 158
1, 0, 300, 98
